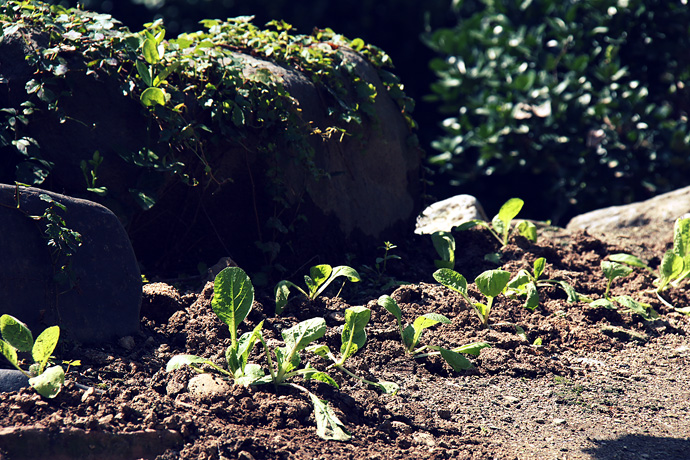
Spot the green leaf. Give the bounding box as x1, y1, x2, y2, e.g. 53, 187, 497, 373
401, 324, 415, 351
558, 281, 581, 303
309, 265, 332, 292
307, 344, 332, 360
591, 298, 617, 309
437, 347, 473, 371
375, 381, 399, 395
614, 296, 658, 321
455, 220, 483, 231
212, 267, 254, 343
231, 320, 264, 374
140, 87, 167, 106
524, 282, 539, 310
304, 370, 339, 388
515, 325, 527, 341
313, 266, 361, 299
32, 326, 59, 374
452, 341, 491, 356
533, 258, 546, 279
166, 354, 213, 372
0, 315, 33, 352
29, 365, 64, 399
609, 253, 651, 272
672, 217, 690, 281
657, 250, 684, 290
234, 363, 264, 386
282, 317, 327, 353
142, 38, 160, 64
475, 269, 511, 298
516, 220, 537, 242
601, 261, 633, 281
135, 60, 152, 87
506, 270, 531, 291
153, 61, 181, 86
274, 280, 292, 315
433, 268, 468, 297
307, 392, 351, 441
431, 231, 456, 269
0, 339, 18, 369
377, 295, 402, 322
497, 198, 524, 241
340, 306, 370, 360
412, 313, 450, 348
130, 188, 157, 210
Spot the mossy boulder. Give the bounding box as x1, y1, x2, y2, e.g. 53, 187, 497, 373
0, 3, 422, 276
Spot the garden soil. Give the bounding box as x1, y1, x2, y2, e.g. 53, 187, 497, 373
1, 226, 689, 460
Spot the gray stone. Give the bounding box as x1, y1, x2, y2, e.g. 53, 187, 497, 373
566, 185, 690, 243
415, 194, 488, 235
0, 369, 29, 393
0, 184, 141, 344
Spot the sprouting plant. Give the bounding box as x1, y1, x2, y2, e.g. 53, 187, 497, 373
274, 264, 361, 314
361, 241, 402, 289
433, 268, 511, 327
251, 317, 351, 441
377, 295, 490, 371
431, 231, 455, 269
456, 198, 537, 246
609, 215, 690, 314
0, 314, 64, 398
505, 257, 585, 310
584, 260, 659, 321
79, 150, 107, 196
168, 267, 350, 441
308, 306, 399, 394
167, 266, 264, 385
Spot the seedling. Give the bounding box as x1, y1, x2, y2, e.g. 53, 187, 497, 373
505, 257, 585, 310
377, 295, 490, 371
433, 268, 511, 327
0, 314, 64, 398
308, 306, 399, 394
361, 241, 403, 289
168, 267, 350, 441
431, 231, 455, 269
456, 198, 537, 246
274, 264, 361, 314
583, 260, 659, 321
167, 266, 264, 385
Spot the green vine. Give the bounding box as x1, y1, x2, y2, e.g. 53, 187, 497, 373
0, 1, 417, 209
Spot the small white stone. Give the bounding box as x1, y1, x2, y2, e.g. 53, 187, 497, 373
188, 373, 231, 399
415, 194, 487, 235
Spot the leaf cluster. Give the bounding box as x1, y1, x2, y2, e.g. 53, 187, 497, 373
0, 315, 64, 398
456, 198, 536, 246
274, 264, 360, 314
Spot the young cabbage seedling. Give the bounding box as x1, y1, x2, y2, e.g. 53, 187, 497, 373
167, 266, 265, 385
585, 260, 659, 321
431, 231, 455, 269
308, 306, 399, 394
377, 295, 490, 372
274, 264, 361, 315
168, 267, 349, 441
0, 314, 64, 398
609, 215, 690, 314
433, 268, 511, 327
505, 257, 585, 310
456, 198, 537, 246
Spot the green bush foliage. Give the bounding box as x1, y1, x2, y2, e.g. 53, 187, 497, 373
425, 0, 690, 222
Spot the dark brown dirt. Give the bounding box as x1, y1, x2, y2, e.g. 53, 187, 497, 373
1, 226, 690, 460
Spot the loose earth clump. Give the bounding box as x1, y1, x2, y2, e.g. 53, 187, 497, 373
1, 227, 689, 460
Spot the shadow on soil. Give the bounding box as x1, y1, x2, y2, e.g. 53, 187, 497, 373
583, 434, 690, 460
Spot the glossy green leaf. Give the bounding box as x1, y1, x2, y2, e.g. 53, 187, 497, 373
166, 354, 213, 372
29, 365, 64, 399
517, 220, 537, 242
274, 280, 293, 315
0, 339, 18, 369
377, 294, 402, 322
340, 306, 370, 360
212, 267, 254, 342
433, 268, 468, 297
0, 314, 33, 352
601, 261, 633, 281
308, 392, 351, 441
431, 231, 456, 269
282, 317, 326, 353
32, 326, 59, 374
533, 257, 546, 279
135, 60, 151, 86
452, 341, 491, 355
475, 269, 511, 298
140, 87, 166, 106
609, 253, 651, 272
437, 347, 473, 371
142, 38, 160, 64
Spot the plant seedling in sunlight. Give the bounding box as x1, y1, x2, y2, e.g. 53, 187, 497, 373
377, 295, 490, 371
361, 241, 403, 290
0, 314, 64, 398
456, 198, 537, 246
274, 264, 361, 314
433, 268, 511, 327
308, 306, 399, 394
431, 231, 455, 269
505, 257, 585, 310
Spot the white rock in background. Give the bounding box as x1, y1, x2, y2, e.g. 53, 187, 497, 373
415, 194, 488, 235
566, 185, 690, 240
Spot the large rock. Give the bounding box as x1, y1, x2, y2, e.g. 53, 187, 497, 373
0, 184, 141, 343
566, 185, 690, 244
0, 21, 422, 275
